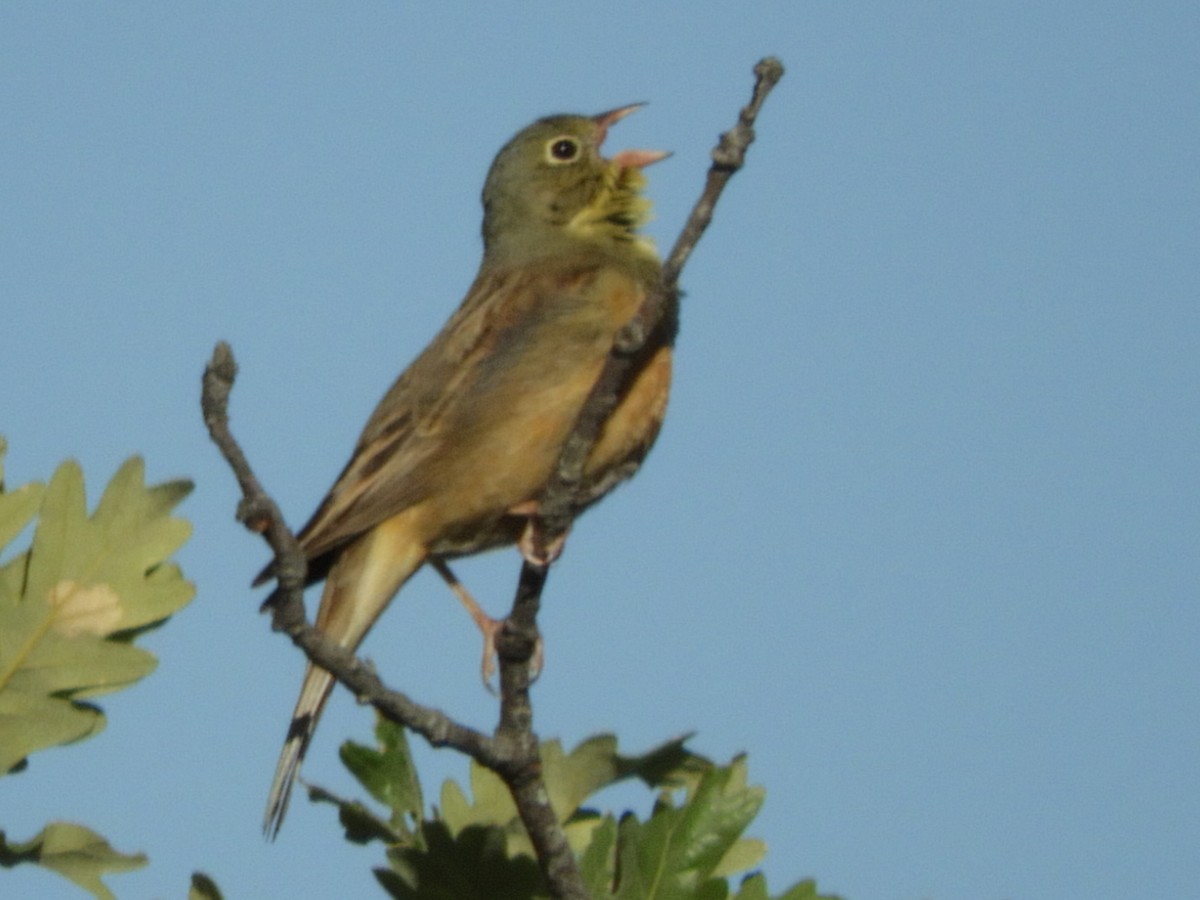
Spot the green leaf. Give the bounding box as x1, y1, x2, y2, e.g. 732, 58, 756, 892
189, 871, 225, 900
542, 734, 711, 822
0, 470, 44, 558
713, 836, 767, 880
662, 757, 763, 883
378, 822, 547, 900
0, 691, 104, 775
306, 780, 406, 846
439, 751, 518, 832
332, 727, 828, 900
314, 713, 427, 845
340, 714, 424, 829
0, 821, 147, 900
731, 873, 841, 900
438, 733, 711, 853
610, 814, 653, 900
24, 457, 194, 635
588, 757, 767, 900
0, 552, 29, 611
731, 875, 769, 900
1, 592, 158, 697
579, 814, 619, 897
705, 759, 766, 878
0, 454, 193, 771
614, 733, 712, 791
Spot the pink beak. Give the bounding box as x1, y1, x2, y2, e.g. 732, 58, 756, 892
592, 103, 672, 170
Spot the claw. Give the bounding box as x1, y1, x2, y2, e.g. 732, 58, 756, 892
478, 616, 503, 694
509, 502, 570, 566
529, 633, 544, 682
517, 519, 568, 566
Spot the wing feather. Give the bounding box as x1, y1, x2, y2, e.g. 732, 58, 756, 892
253, 254, 649, 588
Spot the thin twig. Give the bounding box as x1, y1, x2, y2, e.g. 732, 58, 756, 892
202, 343, 503, 768
202, 342, 306, 603
664, 56, 786, 283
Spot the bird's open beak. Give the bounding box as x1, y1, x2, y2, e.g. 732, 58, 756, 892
593, 103, 672, 170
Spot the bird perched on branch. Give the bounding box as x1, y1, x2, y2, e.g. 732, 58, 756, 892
257, 104, 675, 837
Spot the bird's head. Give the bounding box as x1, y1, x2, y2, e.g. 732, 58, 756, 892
481, 104, 669, 264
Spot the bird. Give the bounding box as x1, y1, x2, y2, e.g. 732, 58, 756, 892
256, 104, 676, 838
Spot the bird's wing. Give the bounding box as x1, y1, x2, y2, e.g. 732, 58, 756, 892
274, 261, 615, 580
289, 270, 514, 562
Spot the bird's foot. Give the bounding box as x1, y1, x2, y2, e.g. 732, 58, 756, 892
509, 502, 569, 566
480, 619, 544, 691
430, 557, 542, 691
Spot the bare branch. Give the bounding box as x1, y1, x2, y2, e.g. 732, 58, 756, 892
202, 343, 502, 768
664, 55, 786, 283
202, 342, 306, 600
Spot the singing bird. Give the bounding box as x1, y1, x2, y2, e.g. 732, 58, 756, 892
257, 105, 676, 837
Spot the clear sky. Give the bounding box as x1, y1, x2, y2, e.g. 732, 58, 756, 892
2, 4, 1197, 898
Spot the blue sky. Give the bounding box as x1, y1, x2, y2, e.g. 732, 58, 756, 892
2, 4, 1197, 898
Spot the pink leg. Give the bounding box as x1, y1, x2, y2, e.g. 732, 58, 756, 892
429, 558, 543, 686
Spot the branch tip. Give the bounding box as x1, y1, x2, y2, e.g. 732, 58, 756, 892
755, 56, 785, 87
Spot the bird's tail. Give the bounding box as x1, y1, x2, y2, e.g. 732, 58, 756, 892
263, 516, 427, 838
262, 662, 336, 839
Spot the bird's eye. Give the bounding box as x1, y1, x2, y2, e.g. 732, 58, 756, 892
546, 137, 580, 163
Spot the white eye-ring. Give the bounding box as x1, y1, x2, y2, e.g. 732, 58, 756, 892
545, 136, 581, 164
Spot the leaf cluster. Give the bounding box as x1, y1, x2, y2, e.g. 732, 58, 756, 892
0, 439, 195, 899
312, 717, 838, 900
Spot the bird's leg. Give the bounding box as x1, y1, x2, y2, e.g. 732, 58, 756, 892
429, 557, 502, 686
429, 557, 543, 687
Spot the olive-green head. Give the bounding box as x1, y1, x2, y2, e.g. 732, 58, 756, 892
481, 104, 669, 265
